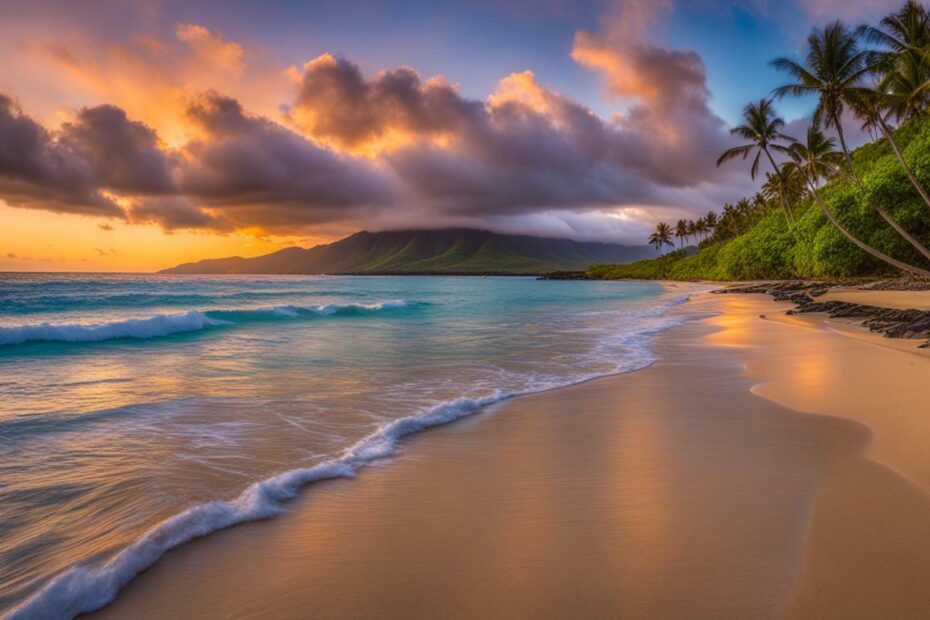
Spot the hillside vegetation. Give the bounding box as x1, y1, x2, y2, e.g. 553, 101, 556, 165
591, 2, 930, 282
593, 118, 930, 280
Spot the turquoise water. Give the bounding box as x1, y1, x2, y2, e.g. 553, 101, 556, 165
0, 274, 696, 618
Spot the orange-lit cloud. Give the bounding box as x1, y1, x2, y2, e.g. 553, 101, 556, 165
0, 1, 761, 271
174, 24, 244, 74
287, 53, 478, 156
24, 23, 289, 146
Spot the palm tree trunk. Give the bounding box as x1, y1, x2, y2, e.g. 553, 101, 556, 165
873, 203, 930, 262
834, 115, 930, 262
879, 117, 930, 215
833, 115, 863, 187
807, 180, 930, 277
762, 147, 796, 225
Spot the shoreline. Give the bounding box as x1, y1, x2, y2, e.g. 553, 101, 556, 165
87, 290, 930, 618
5, 284, 697, 619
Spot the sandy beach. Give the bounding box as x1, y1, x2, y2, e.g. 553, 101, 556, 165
90, 290, 930, 619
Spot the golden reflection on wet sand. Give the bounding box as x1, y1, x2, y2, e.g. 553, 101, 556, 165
95, 295, 879, 619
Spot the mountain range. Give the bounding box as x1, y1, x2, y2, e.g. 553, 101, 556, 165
160, 229, 653, 275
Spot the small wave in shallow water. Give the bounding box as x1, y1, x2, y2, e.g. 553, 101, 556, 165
0, 300, 421, 347
0, 274, 706, 618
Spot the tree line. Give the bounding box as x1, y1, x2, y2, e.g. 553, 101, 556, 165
649, 1, 930, 277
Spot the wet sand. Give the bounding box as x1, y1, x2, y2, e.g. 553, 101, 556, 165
93, 292, 930, 619
819, 287, 930, 310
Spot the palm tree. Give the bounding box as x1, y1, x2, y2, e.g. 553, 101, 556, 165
864, 0, 930, 121
716, 98, 796, 178
686, 220, 697, 245
865, 1, 930, 57
649, 222, 674, 256
736, 197, 754, 219
716, 98, 796, 226
761, 172, 785, 205
857, 3, 930, 213
848, 86, 930, 218
788, 126, 930, 277
704, 211, 718, 237
773, 20, 930, 262
698, 218, 710, 241
674, 219, 689, 249
772, 21, 874, 183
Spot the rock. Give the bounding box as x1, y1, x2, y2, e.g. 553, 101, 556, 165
718, 280, 930, 342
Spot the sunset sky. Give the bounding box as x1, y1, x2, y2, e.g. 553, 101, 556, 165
0, 0, 892, 271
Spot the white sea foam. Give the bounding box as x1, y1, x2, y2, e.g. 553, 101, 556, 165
0, 301, 419, 347
4, 293, 697, 620
0, 311, 230, 346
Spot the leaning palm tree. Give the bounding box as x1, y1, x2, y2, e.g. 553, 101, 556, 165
772, 21, 874, 183
736, 197, 754, 219
879, 52, 930, 122
864, 1, 930, 121
761, 172, 787, 208
856, 3, 930, 214
863, 1, 930, 124
649, 222, 674, 256
674, 219, 689, 249
716, 98, 796, 227
764, 163, 806, 210
690, 219, 704, 242
848, 86, 930, 218
686, 220, 697, 245
716, 98, 796, 178
788, 126, 930, 277
869, 0, 930, 47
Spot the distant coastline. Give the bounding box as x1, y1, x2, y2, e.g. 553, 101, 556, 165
159, 228, 653, 276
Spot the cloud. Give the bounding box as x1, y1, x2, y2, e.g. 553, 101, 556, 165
0, 95, 184, 218
0, 2, 757, 243
571, 0, 739, 189
0, 93, 121, 216
177, 91, 396, 229
287, 54, 741, 222
26, 22, 290, 145
175, 24, 244, 74
98, 222, 114, 231
6, 252, 15, 259
59, 104, 176, 194
288, 53, 480, 154
128, 196, 225, 231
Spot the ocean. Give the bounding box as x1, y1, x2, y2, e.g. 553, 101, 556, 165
0, 273, 698, 618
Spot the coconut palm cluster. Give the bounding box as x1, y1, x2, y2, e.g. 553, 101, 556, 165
650, 1, 930, 277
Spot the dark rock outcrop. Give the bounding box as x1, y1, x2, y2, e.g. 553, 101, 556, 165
714, 280, 930, 348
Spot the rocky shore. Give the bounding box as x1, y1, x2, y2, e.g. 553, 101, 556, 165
714, 279, 930, 347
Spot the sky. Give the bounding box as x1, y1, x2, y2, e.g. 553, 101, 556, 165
0, 0, 896, 271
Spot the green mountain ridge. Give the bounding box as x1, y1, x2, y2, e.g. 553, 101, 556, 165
160, 229, 653, 275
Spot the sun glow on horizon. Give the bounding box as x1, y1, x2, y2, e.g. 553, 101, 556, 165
0, 204, 329, 273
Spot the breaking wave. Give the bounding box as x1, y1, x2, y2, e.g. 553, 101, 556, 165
4, 293, 696, 620
0, 301, 422, 347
